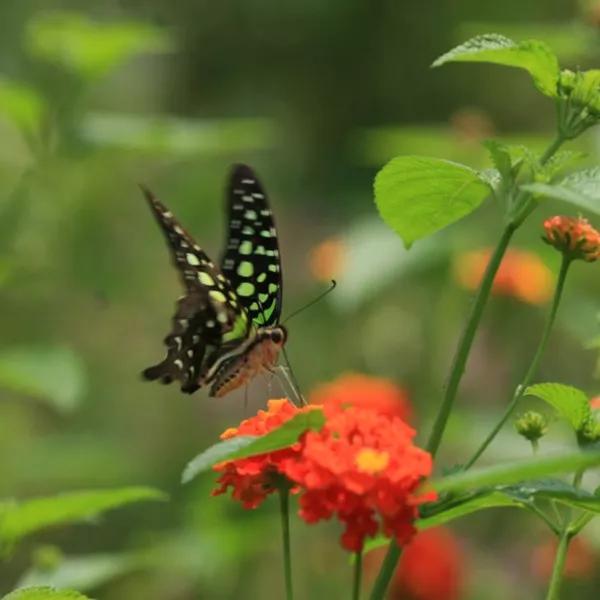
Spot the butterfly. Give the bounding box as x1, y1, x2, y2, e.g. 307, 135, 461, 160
141, 164, 288, 398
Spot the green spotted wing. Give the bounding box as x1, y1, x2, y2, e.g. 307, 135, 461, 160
220, 164, 283, 326
140, 185, 251, 394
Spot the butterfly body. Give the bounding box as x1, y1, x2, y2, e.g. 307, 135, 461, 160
141, 164, 286, 398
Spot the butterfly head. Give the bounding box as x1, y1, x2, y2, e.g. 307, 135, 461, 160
261, 325, 287, 348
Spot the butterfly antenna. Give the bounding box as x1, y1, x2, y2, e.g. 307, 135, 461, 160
283, 280, 337, 325
281, 347, 307, 406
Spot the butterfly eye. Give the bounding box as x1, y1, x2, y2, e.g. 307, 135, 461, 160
270, 327, 287, 345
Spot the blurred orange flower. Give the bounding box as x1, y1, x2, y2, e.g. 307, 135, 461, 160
454, 248, 553, 305
309, 373, 413, 422
590, 396, 600, 410
309, 237, 347, 282
531, 536, 596, 581
364, 527, 466, 600
543, 215, 600, 262
393, 527, 465, 600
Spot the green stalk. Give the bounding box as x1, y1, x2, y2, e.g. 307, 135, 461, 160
464, 255, 572, 469
545, 529, 571, 600
279, 490, 294, 600
353, 549, 363, 600
368, 542, 401, 600
368, 135, 565, 600
426, 221, 517, 457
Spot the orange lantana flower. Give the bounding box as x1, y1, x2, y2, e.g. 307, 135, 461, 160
590, 396, 600, 410
543, 215, 600, 262
212, 399, 311, 509
454, 248, 553, 305
280, 404, 434, 552
310, 373, 413, 422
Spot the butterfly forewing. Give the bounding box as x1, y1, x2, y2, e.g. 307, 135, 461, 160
220, 164, 283, 327
141, 186, 251, 392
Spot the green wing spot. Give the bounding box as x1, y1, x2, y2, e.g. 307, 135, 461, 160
237, 282, 255, 297
237, 261, 254, 277
223, 314, 249, 342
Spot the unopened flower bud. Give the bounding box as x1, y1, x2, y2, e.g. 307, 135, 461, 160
577, 416, 600, 447
515, 411, 548, 443
543, 216, 600, 262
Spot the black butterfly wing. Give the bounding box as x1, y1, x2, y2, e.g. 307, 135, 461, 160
141, 186, 251, 393
220, 164, 283, 327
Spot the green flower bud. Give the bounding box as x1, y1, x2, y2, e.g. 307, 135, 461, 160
577, 416, 600, 448
515, 411, 548, 443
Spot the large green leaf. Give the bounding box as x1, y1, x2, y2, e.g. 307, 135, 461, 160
433, 451, 600, 494
2, 587, 89, 599
374, 156, 491, 248
526, 383, 591, 431
26, 12, 170, 81
182, 409, 325, 483
0, 346, 86, 414
521, 168, 600, 215
0, 488, 166, 549
432, 34, 560, 97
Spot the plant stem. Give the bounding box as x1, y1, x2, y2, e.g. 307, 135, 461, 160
353, 549, 363, 600
464, 255, 572, 469
426, 222, 517, 457
279, 489, 294, 600
368, 541, 402, 600
545, 529, 571, 600
368, 135, 565, 600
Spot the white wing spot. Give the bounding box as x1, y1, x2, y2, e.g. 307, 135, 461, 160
260, 209, 271, 216
268, 264, 279, 272
206, 319, 216, 328
257, 272, 267, 283
239, 241, 253, 255
242, 195, 254, 203
186, 253, 200, 266
174, 359, 183, 369
187, 350, 194, 358
217, 312, 228, 324
244, 209, 258, 220
241, 178, 255, 184
253, 193, 265, 199
174, 226, 184, 235
209, 290, 227, 303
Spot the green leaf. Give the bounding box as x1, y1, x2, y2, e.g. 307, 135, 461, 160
182, 409, 325, 483
521, 167, 600, 215
363, 491, 525, 554
18, 552, 133, 592
2, 587, 90, 599
374, 156, 491, 248
26, 12, 170, 82
0, 487, 166, 549
483, 140, 513, 183
0, 346, 86, 414
432, 34, 560, 97
418, 491, 524, 530
0, 79, 45, 134
525, 383, 591, 431
433, 450, 600, 494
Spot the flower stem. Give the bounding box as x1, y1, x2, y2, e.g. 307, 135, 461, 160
545, 529, 572, 600
353, 549, 363, 600
464, 255, 572, 469
368, 540, 402, 600
368, 135, 565, 600
279, 489, 294, 600
426, 222, 517, 457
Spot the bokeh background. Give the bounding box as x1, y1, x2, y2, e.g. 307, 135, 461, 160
1, 1, 600, 598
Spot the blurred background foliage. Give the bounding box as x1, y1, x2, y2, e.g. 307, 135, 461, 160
0, 1, 599, 598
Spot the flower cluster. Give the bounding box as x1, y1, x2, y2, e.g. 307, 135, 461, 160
454, 248, 553, 305
543, 215, 600, 262
213, 378, 433, 552
212, 399, 311, 508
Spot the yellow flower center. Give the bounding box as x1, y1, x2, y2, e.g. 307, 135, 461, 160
355, 448, 390, 474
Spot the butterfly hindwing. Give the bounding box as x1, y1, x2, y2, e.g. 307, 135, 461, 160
141, 186, 251, 392
220, 164, 283, 327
